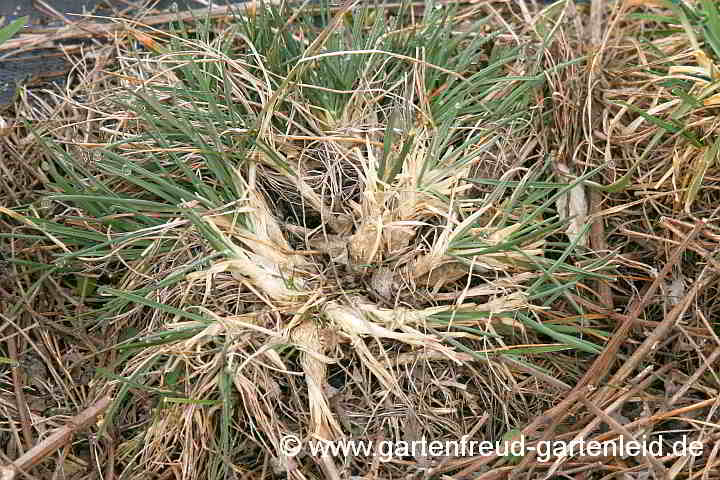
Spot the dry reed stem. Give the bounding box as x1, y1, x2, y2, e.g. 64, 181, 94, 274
594, 265, 715, 405
571, 221, 702, 396
0, 396, 112, 480
5, 337, 32, 452
580, 395, 667, 479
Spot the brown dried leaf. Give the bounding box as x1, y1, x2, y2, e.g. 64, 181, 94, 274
555, 163, 588, 248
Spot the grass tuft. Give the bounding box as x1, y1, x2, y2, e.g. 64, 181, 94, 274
2, 1, 719, 479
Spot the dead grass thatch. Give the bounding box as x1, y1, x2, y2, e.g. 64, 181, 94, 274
1, 1, 720, 479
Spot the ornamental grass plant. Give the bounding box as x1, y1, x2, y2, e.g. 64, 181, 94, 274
1, 1, 719, 479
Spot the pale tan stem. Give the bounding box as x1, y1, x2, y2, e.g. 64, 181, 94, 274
0, 396, 112, 480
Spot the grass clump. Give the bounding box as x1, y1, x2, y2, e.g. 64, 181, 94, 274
11, 2, 604, 476
2, 1, 719, 479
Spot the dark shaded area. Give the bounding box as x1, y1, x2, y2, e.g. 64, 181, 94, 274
0, 0, 233, 26
0, 0, 245, 107
0, 49, 68, 106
